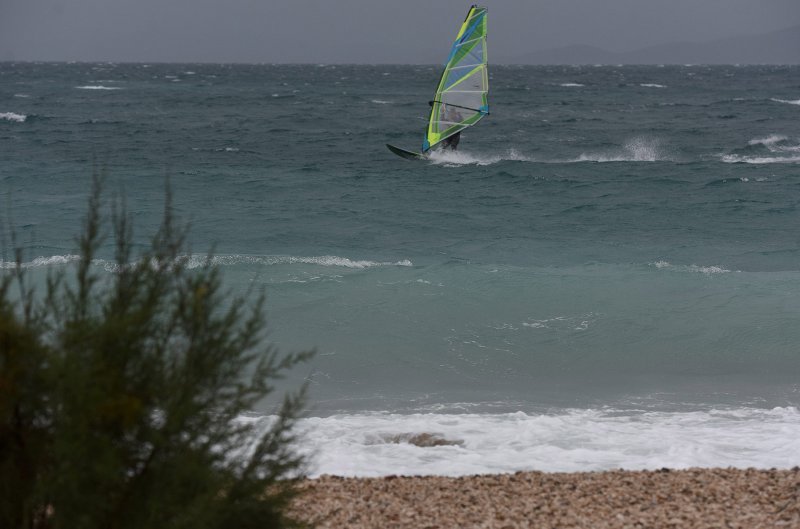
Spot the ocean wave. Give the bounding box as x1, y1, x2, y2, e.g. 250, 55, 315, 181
640, 83, 666, 88
771, 98, 800, 106
263, 406, 800, 477
721, 155, 800, 164
651, 261, 733, 274
427, 148, 532, 166
1, 254, 413, 271
748, 134, 789, 147
371, 99, 392, 104
573, 137, 669, 163
1, 112, 27, 123
522, 312, 597, 331
722, 134, 800, 163
75, 85, 122, 90
0, 255, 80, 269
560, 83, 584, 87
184, 254, 413, 269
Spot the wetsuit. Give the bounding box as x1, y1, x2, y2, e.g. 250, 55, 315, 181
442, 132, 461, 150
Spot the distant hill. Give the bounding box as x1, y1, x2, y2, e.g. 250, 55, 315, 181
505, 25, 800, 65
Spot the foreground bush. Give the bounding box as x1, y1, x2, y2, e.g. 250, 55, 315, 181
0, 179, 312, 529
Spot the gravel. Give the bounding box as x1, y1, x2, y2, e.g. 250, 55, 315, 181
291, 467, 800, 528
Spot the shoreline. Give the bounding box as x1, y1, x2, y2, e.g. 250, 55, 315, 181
291, 467, 800, 528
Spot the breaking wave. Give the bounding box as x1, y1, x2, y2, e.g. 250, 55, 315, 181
258, 406, 800, 477
650, 261, 733, 274
427, 148, 532, 166
1, 112, 27, 123
75, 85, 122, 90
771, 98, 800, 106
722, 134, 800, 164
1, 254, 413, 271
573, 137, 669, 162
184, 254, 413, 269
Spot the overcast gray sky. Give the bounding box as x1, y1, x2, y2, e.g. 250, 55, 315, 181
1, 0, 799, 63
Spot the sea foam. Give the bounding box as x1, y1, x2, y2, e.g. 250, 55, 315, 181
427, 148, 532, 166
574, 137, 668, 163
771, 98, 800, 106
249, 407, 800, 477
1, 112, 27, 123
75, 85, 122, 90
651, 261, 732, 274
2, 254, 413, 271
184, 254, 413, 270
722, 134, 800, 164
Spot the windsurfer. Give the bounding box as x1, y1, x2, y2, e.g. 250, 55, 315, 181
439, 103, 462, 150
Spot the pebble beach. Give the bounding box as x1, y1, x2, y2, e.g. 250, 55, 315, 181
291, 468, 800, 528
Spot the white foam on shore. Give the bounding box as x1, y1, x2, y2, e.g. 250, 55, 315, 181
0, 112, 27, 123
248, 406, 800, 477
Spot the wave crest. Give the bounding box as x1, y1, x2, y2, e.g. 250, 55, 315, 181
2, 254, 413, 271
75, 85, 122, 90
1, 112, 27, 123
575, 137, 669, 162
651, 261, 733, 274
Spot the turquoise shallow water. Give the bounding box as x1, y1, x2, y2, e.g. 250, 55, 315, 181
2, 63, 800, 416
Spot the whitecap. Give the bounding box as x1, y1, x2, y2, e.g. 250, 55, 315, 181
428, 148, 532, 166
75, 85, 122, 90
371, 99, 391, 104
184, 254, 413, 270
574, 137, 667, 163
721, 154, 800, 164
560, 82, 584, 87
0, 254, 80, 269
651, 261, 732, 274
640, 83, 666, 88
0, 112, 26, 123
748, 134, 788, 147
13, 94, 30, 98
771, 98, 800, 106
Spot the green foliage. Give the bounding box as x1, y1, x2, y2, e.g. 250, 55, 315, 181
0, 177, 313, 529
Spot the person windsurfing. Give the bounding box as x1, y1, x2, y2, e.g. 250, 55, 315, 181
430, 102, 462, 151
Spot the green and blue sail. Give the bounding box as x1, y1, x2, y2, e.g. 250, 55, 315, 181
423, 5, 489, 152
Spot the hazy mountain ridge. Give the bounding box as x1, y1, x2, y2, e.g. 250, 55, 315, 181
505, 25, 800, 65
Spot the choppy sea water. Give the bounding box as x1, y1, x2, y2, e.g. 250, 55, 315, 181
2, 63, 800, 475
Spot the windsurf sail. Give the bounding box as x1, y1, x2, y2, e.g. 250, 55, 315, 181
423, 5, 489, 152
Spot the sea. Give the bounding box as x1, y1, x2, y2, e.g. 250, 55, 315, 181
2, 62, 800, 477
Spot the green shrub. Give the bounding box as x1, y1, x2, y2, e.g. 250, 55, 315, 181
0, 177, 312, 529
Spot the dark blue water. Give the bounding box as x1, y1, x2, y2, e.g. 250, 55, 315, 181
2, 63, 800, 474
